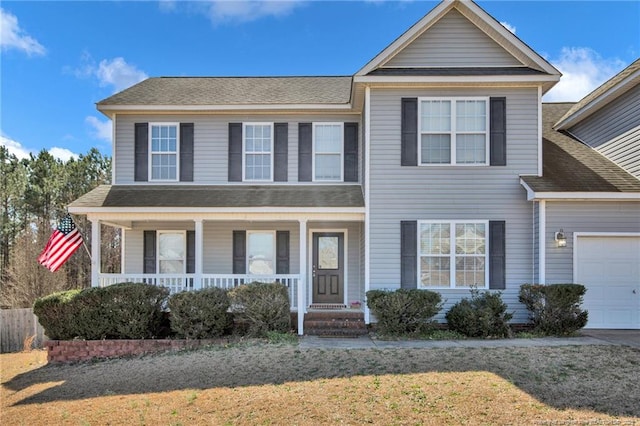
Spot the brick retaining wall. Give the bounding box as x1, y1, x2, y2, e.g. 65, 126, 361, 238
45, 338, 226, 363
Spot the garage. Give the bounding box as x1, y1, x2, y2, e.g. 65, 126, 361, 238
575, 235, 640, 329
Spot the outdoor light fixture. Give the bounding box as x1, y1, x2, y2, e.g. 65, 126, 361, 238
554, 229, 567, 247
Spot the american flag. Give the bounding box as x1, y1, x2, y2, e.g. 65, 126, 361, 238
38, 214, 83, 272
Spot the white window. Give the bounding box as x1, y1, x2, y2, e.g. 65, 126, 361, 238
157, 231, 185, 274
313, 123, 343, 181
418, 221, 488, 288
243, 123, 273, 181
419, 98, 489, 165
150, 123, 179, 181
247, 231, 275, 275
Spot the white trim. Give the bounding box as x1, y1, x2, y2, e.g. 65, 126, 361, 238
111, 114, 117, 184
354, 75, 560, 85
148, 122, 180, 182
308, 228, 349, 306
120, 226, 125, 274
416, 220, 490, 290
246, 230, 277, 276
539, 200, 546, 284
298, 220, 307, 335
519, 179, 640, 201
312, 122, 344, 182
573, 232, 640, 283
98, 103, 354, 113
91, 219, 101, 287
364, 86, 371, 324
537, 86, 543, 177
242, 122, 274, 182
194, 219, 203, 287
417, 96, 490, 166
156, 230, 187, 274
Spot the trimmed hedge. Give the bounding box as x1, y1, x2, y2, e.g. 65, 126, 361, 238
445, 289, 513, 338
366, 289, 442, 335
168, 287, 232, 339
229, 282, 291, 337
33, 289, 82, 340
519, 284, 588, 335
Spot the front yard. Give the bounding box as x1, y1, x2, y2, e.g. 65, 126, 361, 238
2, 342, 639, 425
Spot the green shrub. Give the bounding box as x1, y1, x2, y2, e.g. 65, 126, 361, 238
229, 282, 291, 337
168, 287, 232, 339
519, 284, 588, 335
33, 289, 82, 340
366, 289, 442, 335
445, 289, 513, 338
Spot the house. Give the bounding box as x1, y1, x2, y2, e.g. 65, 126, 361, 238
69, 0, 640, 333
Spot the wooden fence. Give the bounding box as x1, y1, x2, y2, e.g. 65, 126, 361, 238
1, 308, 46, 353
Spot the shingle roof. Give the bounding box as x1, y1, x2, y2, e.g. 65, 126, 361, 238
69, 185, 365, 209
97, 76, 353, 106
521, 103, 640, 193
555, 58, 640, 128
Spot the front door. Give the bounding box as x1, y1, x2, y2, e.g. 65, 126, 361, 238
312, 232, 344, 304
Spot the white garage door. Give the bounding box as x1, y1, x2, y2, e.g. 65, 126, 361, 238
575, 236, 640, 329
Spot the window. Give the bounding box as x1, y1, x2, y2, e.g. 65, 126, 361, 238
150, 123, 179, 181
247, 231, 275, 275
313, 123, 343, 181
418, 221, 488, 288
419, 98, 488, 165
244, 123, 273, 181
157, 231, 185, 274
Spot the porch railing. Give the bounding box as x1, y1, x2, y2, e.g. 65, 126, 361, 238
98, 274, 300, 310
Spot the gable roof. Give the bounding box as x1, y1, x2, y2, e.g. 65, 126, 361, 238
520, 102, 640, 198
554, 58, 640, 130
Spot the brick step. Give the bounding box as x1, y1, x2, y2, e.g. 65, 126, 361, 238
304, 311, 364, 321
305, 327, 369, 337
304, 319, 366, 330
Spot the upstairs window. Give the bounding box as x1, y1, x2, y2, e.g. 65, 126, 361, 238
419, 98, 488, 165
150, 123, 179, 181
313, 123, 343, 181
244, 123, 273, 181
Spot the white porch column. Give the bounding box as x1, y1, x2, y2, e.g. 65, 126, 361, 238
90, 219, 101, 287
298, 219, 307, 335
194, 219, 203, 289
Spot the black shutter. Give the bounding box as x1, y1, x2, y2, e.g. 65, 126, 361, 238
274, 123, 288, 182
489, 221, 506, 289
490, 97, 507, 166
186, 230, 195, 274
344, 122, 359, 182
400, 221, 418, 289
180, 123, 194, 182
401, 98, 418, 166
143, 231, 156, 273
232, 231, 246, 274
228, 123, 243, 182
276, 231, 290, 274
298, 123, 312, 182
135, 123, 149, 181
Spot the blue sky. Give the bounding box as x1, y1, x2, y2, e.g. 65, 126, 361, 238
1, 1, 639, 161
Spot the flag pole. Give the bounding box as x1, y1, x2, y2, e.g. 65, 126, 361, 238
69, 212, 93, 261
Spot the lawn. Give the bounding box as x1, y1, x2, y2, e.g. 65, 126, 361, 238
2, 342, 639, 425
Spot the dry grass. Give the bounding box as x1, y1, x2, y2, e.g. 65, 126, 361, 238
2, 343, 639, 425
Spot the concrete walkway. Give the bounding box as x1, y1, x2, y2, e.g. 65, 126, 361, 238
299, 331, 640, 350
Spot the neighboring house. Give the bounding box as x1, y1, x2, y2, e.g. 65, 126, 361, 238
69, 0, 640, 332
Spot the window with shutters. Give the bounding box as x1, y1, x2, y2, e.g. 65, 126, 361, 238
313, 123, 343, 181
419, 98, 489, 165
247, 231, 275, 275
418, 221, 488, 288
157, 231, 186, 274
150, 123, 179, 181
243, 123, 273, 181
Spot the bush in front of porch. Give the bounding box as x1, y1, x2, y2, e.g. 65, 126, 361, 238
229, 282, 291, 337
168, 287, 233, 339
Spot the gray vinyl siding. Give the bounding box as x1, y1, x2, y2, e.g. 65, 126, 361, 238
384, 9, 521, 68
545, 201, 640, 284
568, 84, 640, 149
367, 87, 539, 323
596, 125, 640, 179
114, 114, 361, 184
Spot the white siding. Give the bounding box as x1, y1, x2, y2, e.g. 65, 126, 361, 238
114, 114, 361, 184
545, 201, 640, 283
596, 125, 640, 179
384, 9, 522, 68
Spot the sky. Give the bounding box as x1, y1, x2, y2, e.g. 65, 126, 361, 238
1, 0, 639, 161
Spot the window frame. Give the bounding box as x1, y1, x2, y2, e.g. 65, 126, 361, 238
148, 122, 180, 182
312, 122, 344, 182
417, 97, 490, 166
417, 220, 489, 289
156, 230, 186, 274
242, 122, 274, 182
246, 230, 276, 276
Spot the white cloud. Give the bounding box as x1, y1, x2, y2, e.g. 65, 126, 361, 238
96, 57, 148, 92
544, 47, 626, 102
48, 147, 77, 162
166, 0, 304, 24
1, 135, 31, 159
85, 116, 113, 142
0, 8, 46, 56
500, 21, 516, 34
